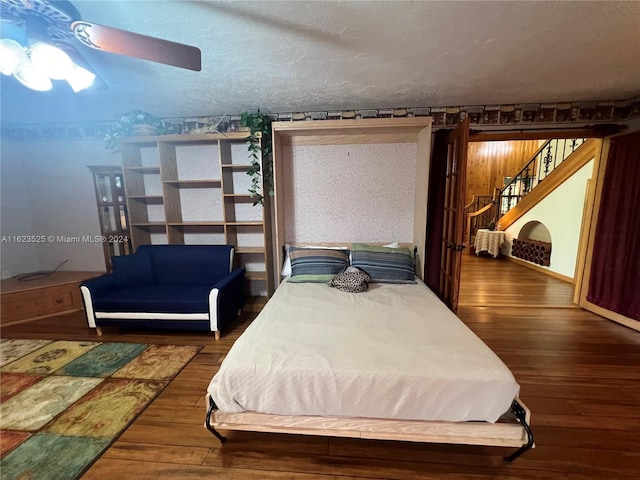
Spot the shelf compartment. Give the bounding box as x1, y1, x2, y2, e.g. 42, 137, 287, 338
163, 179, 222, 188
128, 195, 164, 204
124, 166, 161, 174
224, 193, 254, 199
130, 223, 166, 247
168, 223, 225, 245
235, 247, 265, 254
226, 221, 264, 227
221, 164, 253, 170
130, 222, 166, 228
167, 222, 225, 226
245, 271, 268, 280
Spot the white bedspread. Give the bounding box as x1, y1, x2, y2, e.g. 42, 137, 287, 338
208, 280, 519, 422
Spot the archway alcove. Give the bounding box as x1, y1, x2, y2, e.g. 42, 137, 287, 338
512, 221, 552, 266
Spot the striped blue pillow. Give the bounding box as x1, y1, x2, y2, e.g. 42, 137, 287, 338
288, 247, 349, 283
350, 244, 416, 283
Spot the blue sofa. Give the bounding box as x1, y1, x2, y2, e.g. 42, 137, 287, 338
80, 244, 245, 339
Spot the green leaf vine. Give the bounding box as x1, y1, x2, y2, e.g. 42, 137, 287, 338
104, 110, 176, 152
240, 111, 273, 206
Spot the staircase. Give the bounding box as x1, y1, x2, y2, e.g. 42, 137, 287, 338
465, 137, 589, 246
498, 138, 587, 216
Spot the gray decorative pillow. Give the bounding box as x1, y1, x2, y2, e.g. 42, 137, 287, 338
328, 267, 371, 293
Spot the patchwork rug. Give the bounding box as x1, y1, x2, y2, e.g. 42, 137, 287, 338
0, 338, 201, 480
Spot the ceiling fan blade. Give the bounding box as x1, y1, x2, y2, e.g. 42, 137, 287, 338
70, 20, 201, 71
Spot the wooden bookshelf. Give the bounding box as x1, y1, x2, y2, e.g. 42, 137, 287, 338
120, 133, 274, 298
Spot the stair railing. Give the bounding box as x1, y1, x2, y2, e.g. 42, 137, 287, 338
498, 138, 586, 216
464, 190, 499, 246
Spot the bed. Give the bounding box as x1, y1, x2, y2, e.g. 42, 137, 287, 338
205, 273, 534, 462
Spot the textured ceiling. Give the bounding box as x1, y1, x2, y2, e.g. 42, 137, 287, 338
1, 0, 639, 125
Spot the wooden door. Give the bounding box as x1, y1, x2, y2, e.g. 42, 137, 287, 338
439, 118, 470, 312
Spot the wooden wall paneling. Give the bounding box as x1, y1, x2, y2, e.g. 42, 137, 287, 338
465, 141, 541, 206
465, 142, 492, 205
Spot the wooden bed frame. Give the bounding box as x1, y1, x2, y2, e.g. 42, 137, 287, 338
205, 396, 534, 462
203, 118, 534, 462
203, 255, 535, 462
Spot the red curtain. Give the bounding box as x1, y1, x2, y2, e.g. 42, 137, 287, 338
587, 131, 640, 321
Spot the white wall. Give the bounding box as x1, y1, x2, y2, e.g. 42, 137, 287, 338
503, 159, 594, 279
1, 139, 39, 278
283, 143, 417, 243
0, 138, 120, 278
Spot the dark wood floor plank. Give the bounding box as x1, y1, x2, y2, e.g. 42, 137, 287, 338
100, 442, 211, 465
203, 447, 570, 480
533, 412, 640, 430
136, 404, 207, 425
83, 458, 365, 480
510, 445, 640, 476
568, 401, 640, 419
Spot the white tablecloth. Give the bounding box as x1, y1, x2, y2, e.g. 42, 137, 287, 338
474, 230, 505, 258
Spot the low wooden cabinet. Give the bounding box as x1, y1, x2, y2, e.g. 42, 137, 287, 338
1, 271, 103, 326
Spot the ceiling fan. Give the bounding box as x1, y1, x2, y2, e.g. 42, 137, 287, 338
0, 0, 201, 91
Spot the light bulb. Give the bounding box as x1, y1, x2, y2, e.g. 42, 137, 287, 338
0, 39, 28, 76
13, 59, 52, 91
66, 63, 95, 92
29, 42, 73, 80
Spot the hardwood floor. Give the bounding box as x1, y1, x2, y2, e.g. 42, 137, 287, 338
459, 253, 576, 308
2, 257, 640, 479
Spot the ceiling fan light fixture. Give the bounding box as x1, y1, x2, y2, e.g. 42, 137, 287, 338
0, 38, 28, 76
13, 59, 53, 91
29, 42, 74, 80
66, 63, 95, 92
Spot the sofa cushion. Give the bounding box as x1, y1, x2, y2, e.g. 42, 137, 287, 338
136, 245, 233, 285
93, 284, 214, 313
111, 252, 154, 288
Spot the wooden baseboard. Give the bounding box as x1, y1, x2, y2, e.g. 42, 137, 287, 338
505, 256, 574, 284
579, 299, 640, 333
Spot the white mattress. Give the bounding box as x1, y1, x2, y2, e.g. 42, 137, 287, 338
208, 280, 519, 422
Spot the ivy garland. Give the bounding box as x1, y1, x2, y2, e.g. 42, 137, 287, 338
240, 111, 273, 206
104, 110, 176, 152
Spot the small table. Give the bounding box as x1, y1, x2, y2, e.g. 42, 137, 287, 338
474, 229, 506, 258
